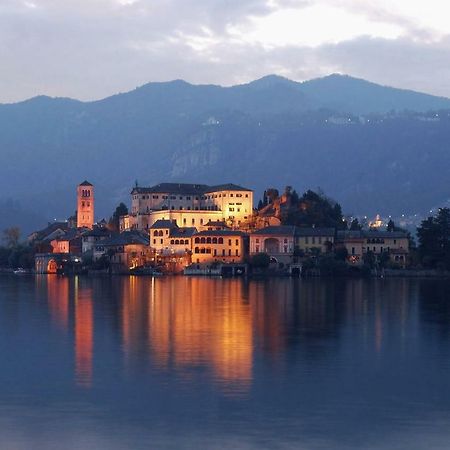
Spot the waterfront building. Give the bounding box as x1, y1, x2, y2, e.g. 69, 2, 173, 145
250, 226, 296, 265
149, 219, 197, 256
337, 230, 409, 267
192, 230, 247, 264
294, 228, 335, 254
99, 231, 150, 272
124, 182, 253, 231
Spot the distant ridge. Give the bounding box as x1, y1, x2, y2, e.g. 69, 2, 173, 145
0, 73, 450, 232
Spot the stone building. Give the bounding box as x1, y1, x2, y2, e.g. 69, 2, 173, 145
336, 230, 409, 267
191, 230, 247, 264
77, 181, 95, 229
124, 183, 253, 231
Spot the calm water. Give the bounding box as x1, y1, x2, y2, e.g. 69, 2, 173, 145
1, 275, 450, 449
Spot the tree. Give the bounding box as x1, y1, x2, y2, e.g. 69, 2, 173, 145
349, 218, 362, 231
109, 203, 129, 232
417, 208, 450, 269
387, 219, 396, 232
250, 253, 271, 269
3, 227, 20, 248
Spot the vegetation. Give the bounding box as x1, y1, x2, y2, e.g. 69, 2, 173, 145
417, 208, 450, 270
108, 203, 129, 232
249, 252, 271, 269
0, 227, 35, 269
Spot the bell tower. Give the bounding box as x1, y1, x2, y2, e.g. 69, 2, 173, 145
77, 181, 94, 229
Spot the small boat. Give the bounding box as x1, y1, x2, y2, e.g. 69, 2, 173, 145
13, 268, 28, 275
130, 266, 163, 276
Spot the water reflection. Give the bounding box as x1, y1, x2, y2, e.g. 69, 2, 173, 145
74, 278, 94, 388
2, 276, 450, 449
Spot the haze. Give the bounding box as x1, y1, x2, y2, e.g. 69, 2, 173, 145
1, 0, 450, 102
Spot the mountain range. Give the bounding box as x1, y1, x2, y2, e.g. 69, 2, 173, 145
1, 73, 450, 234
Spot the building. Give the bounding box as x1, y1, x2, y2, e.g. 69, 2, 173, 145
125, 182, 253, 231
81, 227, 112, 261
149, 219, 197, 256
295, 228, 335, 255
337, 230, 409, 267
191, 230, 247, 264
99, 231, 150, 272
77, 180, 94, 229
250, 226, 296, 265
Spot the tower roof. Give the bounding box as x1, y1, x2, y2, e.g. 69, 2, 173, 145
79, 180, 93, 186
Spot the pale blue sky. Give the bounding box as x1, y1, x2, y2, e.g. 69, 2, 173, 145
1, 0, 450, 102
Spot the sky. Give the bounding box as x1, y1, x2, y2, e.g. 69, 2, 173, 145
1, 0, 450, 102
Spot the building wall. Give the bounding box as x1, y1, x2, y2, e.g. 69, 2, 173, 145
249, 234, 295, 264
192, 235, 245, 264
77, 184, 94, 229
130, 187, 253, 231
295, 235, 334, 253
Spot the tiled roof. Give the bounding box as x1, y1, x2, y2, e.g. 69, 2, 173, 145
252, 226, 296, 236
79, 180, 93, 186
194, 230, 247, 237
100, 231, 149, 247
337, 230, 408, 240
131, 182, 252, 195
205, 183, 252, 193
170, 227, 197, 238
295, 227, 335, 237
150, 219, 178, 229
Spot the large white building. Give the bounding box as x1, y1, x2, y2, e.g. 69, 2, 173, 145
123, 183, 254, 231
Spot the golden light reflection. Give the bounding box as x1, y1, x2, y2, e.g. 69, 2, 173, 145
47, 276, 69, 331
145, 278, 253, 395
75, 279, 94, 388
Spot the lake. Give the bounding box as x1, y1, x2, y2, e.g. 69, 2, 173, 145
1, 275, 450, 449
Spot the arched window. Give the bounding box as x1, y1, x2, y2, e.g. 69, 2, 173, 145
218, 237, 223, 244
194, 247, 199, 254
154, 231, 159, 237
159, 230, 164, 236
200, 248, 206, 254
212, 237, 217, 244
170, 240, 174, 245
200, 237, 206, 244
206, 248, 211, 254
194, 237, 200, 244
206, 237, 212, 244
184, 240, 188, 245
175, 240, 180, 245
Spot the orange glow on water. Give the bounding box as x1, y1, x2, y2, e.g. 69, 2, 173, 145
75, 283, 94, 388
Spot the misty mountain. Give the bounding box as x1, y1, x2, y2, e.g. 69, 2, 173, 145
1, 73, 450, 234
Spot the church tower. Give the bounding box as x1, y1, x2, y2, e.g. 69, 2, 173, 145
77, 181, 94, 229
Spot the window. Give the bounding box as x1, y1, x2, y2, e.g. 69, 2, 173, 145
305, 237, 309, 244
175, 240, 180, 245
195, 247, 199, 254
170, 240, 174, 245
352, 247, 355, 255
179, 196, 183, 200
170, 196, 176, 200
192, 218, 195, 225
160, 239, 163, 244
153, 195, 159, 199
206, 237, 211, 244
200, 237, 206, 244
218, 238, 224, 244
195, 237, 200, 244
213, 237, 217, 244
284, 246, 288, 253
235, 239, 239, 246
222, 249, 225, 256
183, 218, 187, 225
228, 249, 232, 256
256, 246, 259, 252
284, 238, 287, 244
235, 249, 239, 256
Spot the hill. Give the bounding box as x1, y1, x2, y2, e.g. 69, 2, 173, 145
0, 74, 450, 233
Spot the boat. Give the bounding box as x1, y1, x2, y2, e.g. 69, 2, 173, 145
130, 266, 163, 276
13, 268, 28, 274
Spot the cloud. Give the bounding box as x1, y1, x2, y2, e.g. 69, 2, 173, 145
0, 0, 449, 102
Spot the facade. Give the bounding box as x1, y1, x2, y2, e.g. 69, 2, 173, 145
337, 230, 409, 267
99, 231, 150, 272
81, 228, 111, 260
126, 183, 253, 231
77, 181, 94, 229
149, 219, 197, 256
294, 228, 335, 254
192, 230, 247, 264
250, 226, 296, 265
